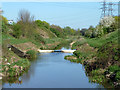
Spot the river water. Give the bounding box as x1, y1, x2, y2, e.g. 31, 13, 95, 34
2, 48, 104, 88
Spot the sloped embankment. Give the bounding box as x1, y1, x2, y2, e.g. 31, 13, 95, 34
1, 41, 39, 79
64, 30, 120, 88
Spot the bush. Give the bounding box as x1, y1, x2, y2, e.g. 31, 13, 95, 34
2, 22, 8, 33
89, 69, 105, 83
80, 28, 87, 36
73, 50, 82, 58
108, 65, 120, 73
99, 16, 115, 27
26, 50, 37, 60
50, 27, 64, 38
63, 26, 76, 35
108, 65, 120, 81
2, 16, 8, 33
35, 20, 50, 29
116, 71, 120, 81
13, 24, 22, 38
91, 30, 98, 38
85, 30, 92, 38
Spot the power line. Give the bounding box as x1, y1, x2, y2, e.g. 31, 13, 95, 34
108, 2, 116, 16
100, 0, 107, 18
100, 0, 118, 18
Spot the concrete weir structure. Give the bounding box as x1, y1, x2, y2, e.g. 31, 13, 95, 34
38, 50, 76, 53
38, 50, 54, 53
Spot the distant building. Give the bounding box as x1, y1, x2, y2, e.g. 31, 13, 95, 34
8, 20, 14, 25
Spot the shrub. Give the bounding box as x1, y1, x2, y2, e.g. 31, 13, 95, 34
13, 24, 22, 38
108, 65, 120, 81
116, 71, 120, 81
99, 16, 115, 27
80, 28, 88, 36
50, 27, 64, 38
108, 65, 120, 73
35, 20, 50, 29
73, 50, 81, 58
63, 26, 76, 35
2, 16, 8, 33
26, 50, 37, 60
89, 69, 106, 83
91, 30, 98, 38
85, 30, 92, 38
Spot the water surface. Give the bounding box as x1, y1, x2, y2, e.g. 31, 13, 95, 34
3, 48, 104, 88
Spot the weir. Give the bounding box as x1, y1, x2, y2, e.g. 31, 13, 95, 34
38, 50, 76, 53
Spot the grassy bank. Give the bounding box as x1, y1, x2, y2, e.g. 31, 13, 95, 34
2, 49, 30, 77
64, 30, 120, 88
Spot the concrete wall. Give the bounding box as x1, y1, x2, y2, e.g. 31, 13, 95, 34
10, 45, 26, 58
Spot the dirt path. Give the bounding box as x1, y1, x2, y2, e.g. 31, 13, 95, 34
70, 41, 76, 48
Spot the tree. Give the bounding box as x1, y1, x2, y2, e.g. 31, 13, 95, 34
18, 9, 34, 23
91, 30, 98, 38
17, 9, 35, 37
99, 16, 115, 27
80, 28, 87, 36
89, 26, 95, 31
63, 26, 72, 35
85, 30, 92, 38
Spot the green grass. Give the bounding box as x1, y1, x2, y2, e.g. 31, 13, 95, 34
54, 39, 73, 50
72, 39, 87, 49
85, 30, 118, 48
7, 58, 30, 77
89, 69, 106, 83
107, 65, 120, 81
10, 38, 30, 44
2, 49, 30, 77
2, 33, 15, 40
108, 65, 120, 73
2, 33, 43, 47
44, 38, 62, 44
26, 50, 37, 60
2, 33, 30, 44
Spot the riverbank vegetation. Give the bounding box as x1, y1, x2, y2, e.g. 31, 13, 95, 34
1, 9, 79, 80
1, 8, 120, 88
65, 16, 120, 88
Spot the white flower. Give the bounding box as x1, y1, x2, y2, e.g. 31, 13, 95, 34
99, 16, 115, 27
5, 58, 7, 62
7, 63, 10, 65
9, 48, 11, 51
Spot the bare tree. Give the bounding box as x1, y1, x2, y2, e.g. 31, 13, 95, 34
18, 9, 34, 23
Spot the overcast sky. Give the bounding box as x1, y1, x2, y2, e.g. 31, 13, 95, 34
1, 0, 120, 2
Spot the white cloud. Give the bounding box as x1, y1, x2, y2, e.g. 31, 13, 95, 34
1, 0, 120, 2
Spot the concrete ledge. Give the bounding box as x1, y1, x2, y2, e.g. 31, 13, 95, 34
38, 50, 54, 53
61, 50, 76, 53
38, 50, 76, 53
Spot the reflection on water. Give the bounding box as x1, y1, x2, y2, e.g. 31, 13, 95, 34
0, 80, 2, 89
2, 48, 104, 88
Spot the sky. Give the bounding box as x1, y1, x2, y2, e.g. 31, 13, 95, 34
1, 0, 120, 2
1, 2, 118, 29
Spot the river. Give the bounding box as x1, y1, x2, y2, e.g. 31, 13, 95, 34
2, 47, 104, 88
